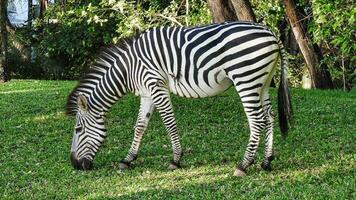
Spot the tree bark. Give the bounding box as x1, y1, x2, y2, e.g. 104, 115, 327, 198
312, 44, 334, 88
59, 0, 66, 10
284, 0, 333, 89
207, 0, 255, 23
207, 0, 237, 23
230, 0, 256, 21
39, 0, 48, 19
27, 0, 32, 27
0, 0, 8, 83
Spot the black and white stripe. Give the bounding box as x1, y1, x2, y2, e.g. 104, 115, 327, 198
67, 22, 292, 173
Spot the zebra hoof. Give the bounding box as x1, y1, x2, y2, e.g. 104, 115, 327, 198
233, 168, 247, 177
168, 161, 181, 170
118, 162, 130, 170
261, 162, 272, 171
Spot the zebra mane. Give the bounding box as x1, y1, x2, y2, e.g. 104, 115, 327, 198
65, 35, 139, 116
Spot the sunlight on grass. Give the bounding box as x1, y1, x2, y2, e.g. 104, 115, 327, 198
76, 157, 355, 199
77, 153, 355, 199
80, 165, 233, 199
31, 111, 65, 122
0, 88, 69, 94
268, 154, 355, 181
1, 80, 355, 199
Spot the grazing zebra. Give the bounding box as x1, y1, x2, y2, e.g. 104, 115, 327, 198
66, 21, 292, 176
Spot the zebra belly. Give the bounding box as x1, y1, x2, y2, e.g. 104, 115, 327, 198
168, 69, 233, 98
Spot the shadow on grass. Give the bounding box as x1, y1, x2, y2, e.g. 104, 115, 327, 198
75, 161, 355, 199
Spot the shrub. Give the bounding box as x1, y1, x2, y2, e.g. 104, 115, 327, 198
34, 0, 211, 79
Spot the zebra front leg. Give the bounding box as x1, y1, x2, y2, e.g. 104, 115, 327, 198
234, 101, 266, 177
119, 96, 155, 170
261, 100, 275, 171
151, 88, 182, 170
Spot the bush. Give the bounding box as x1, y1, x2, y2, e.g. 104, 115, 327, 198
34, 0, 211, 79
308, 0, 356, 88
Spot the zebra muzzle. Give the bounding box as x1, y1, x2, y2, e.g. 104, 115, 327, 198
70, 152, 93, 170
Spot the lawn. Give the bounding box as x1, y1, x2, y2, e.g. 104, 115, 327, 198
0, 80, 355, 199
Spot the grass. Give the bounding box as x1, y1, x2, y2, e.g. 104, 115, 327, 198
0, 79, 355, 199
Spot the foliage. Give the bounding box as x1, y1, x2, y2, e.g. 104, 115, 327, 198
12, 0, 355, 88
250, 0, 356, 88
308, 0, 356, 88
1, 80, 355, 198
7, 29, 34, 78
34, 0, 211, 79
251, 0, 284, 35
250, 0, 305, 87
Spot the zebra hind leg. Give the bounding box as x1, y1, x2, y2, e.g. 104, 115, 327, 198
151, 87, 182, 170
119, 97, 155, 170
233, 86, 267, 177
261, 98, 275, 171
259, 59, 278, 172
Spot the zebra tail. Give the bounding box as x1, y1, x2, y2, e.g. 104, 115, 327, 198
277, 41, 293, 137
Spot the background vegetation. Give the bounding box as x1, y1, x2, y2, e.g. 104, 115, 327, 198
5, 0, 355, 89
15, 0, 212, 79
0, 80, 355, 199
309, 0, 355, 88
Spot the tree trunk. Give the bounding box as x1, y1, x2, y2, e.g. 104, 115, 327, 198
207, 0, 237, 23
230, 0, 256, 21
39, 0, 48, 19
0, 0, 8, 83
59, 0, 66, 10
284, 0, 333, 89
207, 0, 255, 23
28, 0, 32, 27
312, 44, 334, 88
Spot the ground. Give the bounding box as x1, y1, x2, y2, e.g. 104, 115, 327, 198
0, 80, 355, 199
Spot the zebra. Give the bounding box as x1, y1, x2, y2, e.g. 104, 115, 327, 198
66, 21, 292, 176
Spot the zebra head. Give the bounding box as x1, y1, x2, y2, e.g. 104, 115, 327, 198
70, 93, 107, 170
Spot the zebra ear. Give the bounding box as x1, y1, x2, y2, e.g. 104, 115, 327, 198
77, 93, 88, 112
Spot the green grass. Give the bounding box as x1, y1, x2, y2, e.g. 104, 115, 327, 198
0, 80, 355, 199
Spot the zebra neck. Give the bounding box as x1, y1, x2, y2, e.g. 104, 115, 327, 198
87, 58, 130, 116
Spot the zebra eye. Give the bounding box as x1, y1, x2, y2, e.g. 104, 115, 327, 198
75, 126, 83, 133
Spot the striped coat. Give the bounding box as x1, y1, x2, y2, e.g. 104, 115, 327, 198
67, 22, 292, 176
